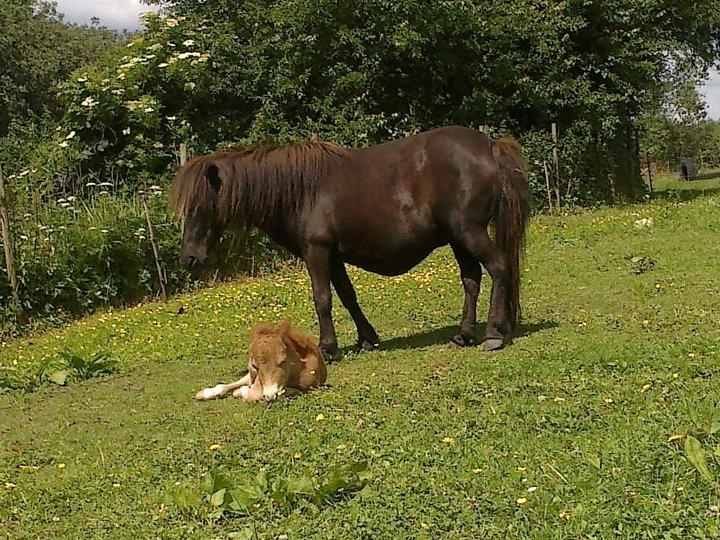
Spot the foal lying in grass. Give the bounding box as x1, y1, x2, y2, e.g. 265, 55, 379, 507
195, 318, 327, 403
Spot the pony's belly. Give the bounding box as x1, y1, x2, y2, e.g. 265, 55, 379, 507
340, 241, 443, 276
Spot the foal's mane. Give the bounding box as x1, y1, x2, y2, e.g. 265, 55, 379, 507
170, 142, 348, 227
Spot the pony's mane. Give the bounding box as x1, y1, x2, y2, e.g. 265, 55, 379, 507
170, 141, 348, 227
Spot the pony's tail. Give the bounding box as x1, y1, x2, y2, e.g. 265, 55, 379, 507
491, 138, 530, 330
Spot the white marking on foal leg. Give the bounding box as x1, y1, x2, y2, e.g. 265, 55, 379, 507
195, 372, 253, 401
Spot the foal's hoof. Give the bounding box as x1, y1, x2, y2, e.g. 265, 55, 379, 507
483, 338, 505, 352
358, 339, 380, 352
449, 333, 476, 347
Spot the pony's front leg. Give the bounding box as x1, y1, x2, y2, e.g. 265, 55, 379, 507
330, 260, 379, 351
195, 372, 252, 400
304, 245, 340, 361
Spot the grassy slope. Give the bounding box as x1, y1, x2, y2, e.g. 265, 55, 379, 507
1, 194, 720, 539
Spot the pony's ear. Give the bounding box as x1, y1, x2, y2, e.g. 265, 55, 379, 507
206, 164, 221, 192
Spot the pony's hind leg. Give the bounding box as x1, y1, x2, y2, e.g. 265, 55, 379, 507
330, 260, 379, 350
450, 244, 483, 347
453, 228, 512, 351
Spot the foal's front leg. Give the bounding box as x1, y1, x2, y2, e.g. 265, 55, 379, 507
195, 372, 252, 400
304, 245, 340, 361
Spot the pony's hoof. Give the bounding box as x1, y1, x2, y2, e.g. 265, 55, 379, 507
320, 345, 341, 363
483, 338, 504, 352
449, 333, 476, 347
358, 339, 379, 351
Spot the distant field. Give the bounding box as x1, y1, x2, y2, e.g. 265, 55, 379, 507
651, 169, 720, 193
2, 194, 720, 538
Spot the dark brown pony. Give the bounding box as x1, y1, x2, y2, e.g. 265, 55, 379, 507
171, 126, 530, 359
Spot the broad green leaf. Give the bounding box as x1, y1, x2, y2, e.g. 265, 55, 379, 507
47, 370, 69, 386
210, 488, 226, 507
685, 436, 714, 483
710, 412, 720, 435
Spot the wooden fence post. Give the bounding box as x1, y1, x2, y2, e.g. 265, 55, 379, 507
0, 164, 19, 301
551, 122, 562, 209
645, 152, 654, 193
543, 160, 553, 213
179, 143, 187, 167
142, 198, 167, 302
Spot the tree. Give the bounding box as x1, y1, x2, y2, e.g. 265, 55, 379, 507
47, 1, 720, 202
0, 0, 118, 138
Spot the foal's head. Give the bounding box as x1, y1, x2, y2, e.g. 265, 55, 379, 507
249, 319, 298, 402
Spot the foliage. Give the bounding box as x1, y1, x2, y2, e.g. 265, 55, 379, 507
0, 189, 288, 336
52, 1, 720, 198
169, 463, 371, 521
639, 70, 720, 172
3, 0, 720, 332
0, 0, 119, 138
1, 194, 720, 536
43, 351, 119, 386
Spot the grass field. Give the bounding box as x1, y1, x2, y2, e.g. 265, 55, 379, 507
652, 169, 720, 193
2, 193, 720, 538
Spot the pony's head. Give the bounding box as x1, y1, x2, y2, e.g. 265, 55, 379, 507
170, 158, 226, 268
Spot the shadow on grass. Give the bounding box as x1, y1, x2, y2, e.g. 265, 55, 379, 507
366, 319, 559, 352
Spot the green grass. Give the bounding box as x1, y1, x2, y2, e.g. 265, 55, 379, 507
2, 194, 720, 538
652, 169, 720, 193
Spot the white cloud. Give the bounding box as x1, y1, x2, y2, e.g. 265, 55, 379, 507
701, 68, 720, 121
54, 0, 159, 31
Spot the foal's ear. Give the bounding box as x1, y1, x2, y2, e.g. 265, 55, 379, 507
277, 317, 292, 334
206, 164, 222, 192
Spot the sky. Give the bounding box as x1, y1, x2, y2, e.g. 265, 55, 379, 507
54, 0, 158, 31
56, 0, 720, 120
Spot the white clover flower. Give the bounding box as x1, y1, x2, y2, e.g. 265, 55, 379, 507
59, 141, 69, 148
66, 131, 76, 140
165, 18, 179, 27
19, 235, 29, 241
182, 39, 195, 46
158, 63, 169, 68
153, 142, 164, 149
143, 107, 154, 113
184, 82, 196, 91
117, 73, 126, 80
77, 76, 88, 83
80, 96, 98, 108
166, 115, 177, 121
122, 127, 131, 135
